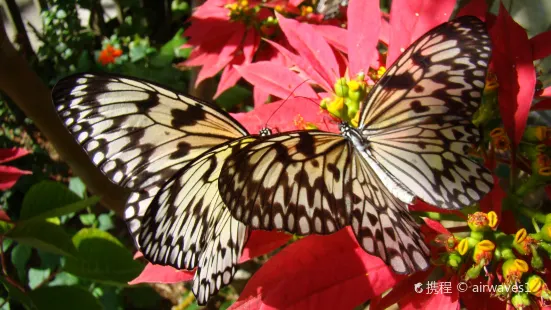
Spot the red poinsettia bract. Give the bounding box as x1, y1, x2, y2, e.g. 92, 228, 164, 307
0, 148, 31, 190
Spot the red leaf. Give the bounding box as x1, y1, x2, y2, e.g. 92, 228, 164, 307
215, 57, 245, 98
530, 30, 551, 60
265, 39, 330, 92
239, 230, 291, 263
0, 148, 30, 164
541, 87, 551, 97
423, 218, 450, 235
235, 62, 318, 100
0, 165, 32, 190
399, 276, 459, 309
195, 24, 246, 86
457, 0, 488, 21
380, 13, 390, 44
214, 29, 260, 98
231, 228, 404, 310
182, 46, 220, 67
490, 4, 536, 146
129, 264, 194, 285
253, 86, 270, 107
387, 0, 456, 67
532, 98, 551, 111
371, 268, 434, 310
231, 97, 333, 134
311, 24, 347, 53
276, 13, 339, 91
479, 176, 506, 216
499, 210, 518, 235
347, 0, 380, 77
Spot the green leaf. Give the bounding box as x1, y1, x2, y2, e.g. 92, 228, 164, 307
20, 181, 80, 221
79, 214, 96, 226
48, 272, 78, 287
0, 276, 35, 309
7, 221, 77, 257
1, 239, 13, 252
216, 85, 251, 111
28, 268, 50, 290
29, 286, 102, 310
0, 297, 9, 310
123, 286, 162, 309
37, 249, 61, 270
11, 244, 31, 283
0, 221, 14, 235
68, 177, 86, 198
97, 214, 114, 231
26, 197, 99, 223
152, 28, 187, 66
65, 228, 142, 285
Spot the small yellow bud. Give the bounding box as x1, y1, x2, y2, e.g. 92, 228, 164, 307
487, 211, 498, 229
457, 238, 469, 255
347, 80, 360, 92
515, 228, 527, 244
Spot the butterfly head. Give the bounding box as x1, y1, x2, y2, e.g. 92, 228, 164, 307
259, 127, 272, 137
338, 122, 351, 134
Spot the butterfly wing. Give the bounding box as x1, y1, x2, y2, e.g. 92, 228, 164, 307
359, 16, 494, 209
52, 74, 251, 304
140, 139, 255, 304
53, 73, 248, 236
53, 73, 247, 192
315, 0, 348, 19
219, 131, 430, 273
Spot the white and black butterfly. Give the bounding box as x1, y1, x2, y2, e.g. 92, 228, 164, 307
315, 0, 348, 19
217, 16, 494, 274
52, 14, 493, 304
52, 74, 273, 304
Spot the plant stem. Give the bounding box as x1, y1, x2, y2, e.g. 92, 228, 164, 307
413, 212, 465, 222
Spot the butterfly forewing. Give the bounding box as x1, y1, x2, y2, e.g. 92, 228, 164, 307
219, 131, 430, 273
359, 16, 494, 209
359, 16, 491, 130
53, 74, 247, 192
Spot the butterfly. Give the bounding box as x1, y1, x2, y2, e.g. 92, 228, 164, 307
52, 74, 273, 304
217, 16, 494, 274
315, 0, 348, 19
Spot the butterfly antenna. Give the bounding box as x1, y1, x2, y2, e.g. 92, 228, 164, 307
264, 78, 313, 127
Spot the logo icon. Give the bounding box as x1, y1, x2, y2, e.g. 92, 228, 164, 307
414, 282, 423, 293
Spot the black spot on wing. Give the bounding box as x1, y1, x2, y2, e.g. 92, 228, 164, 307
410, 101, 430, 113
378, 72, 415, 90
169, 142, 191, 159
137, 94, 160, 112
171, 104, 206, 128
295, 131, 316, 156
327, 163, 340, 182
411, 50, 430, 68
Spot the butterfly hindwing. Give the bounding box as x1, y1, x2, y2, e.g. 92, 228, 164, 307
219, 131, 430, 273
139, 139, 255, 304
220, 131, 350, 235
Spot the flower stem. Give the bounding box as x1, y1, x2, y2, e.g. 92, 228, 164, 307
413, 212, 465, 222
